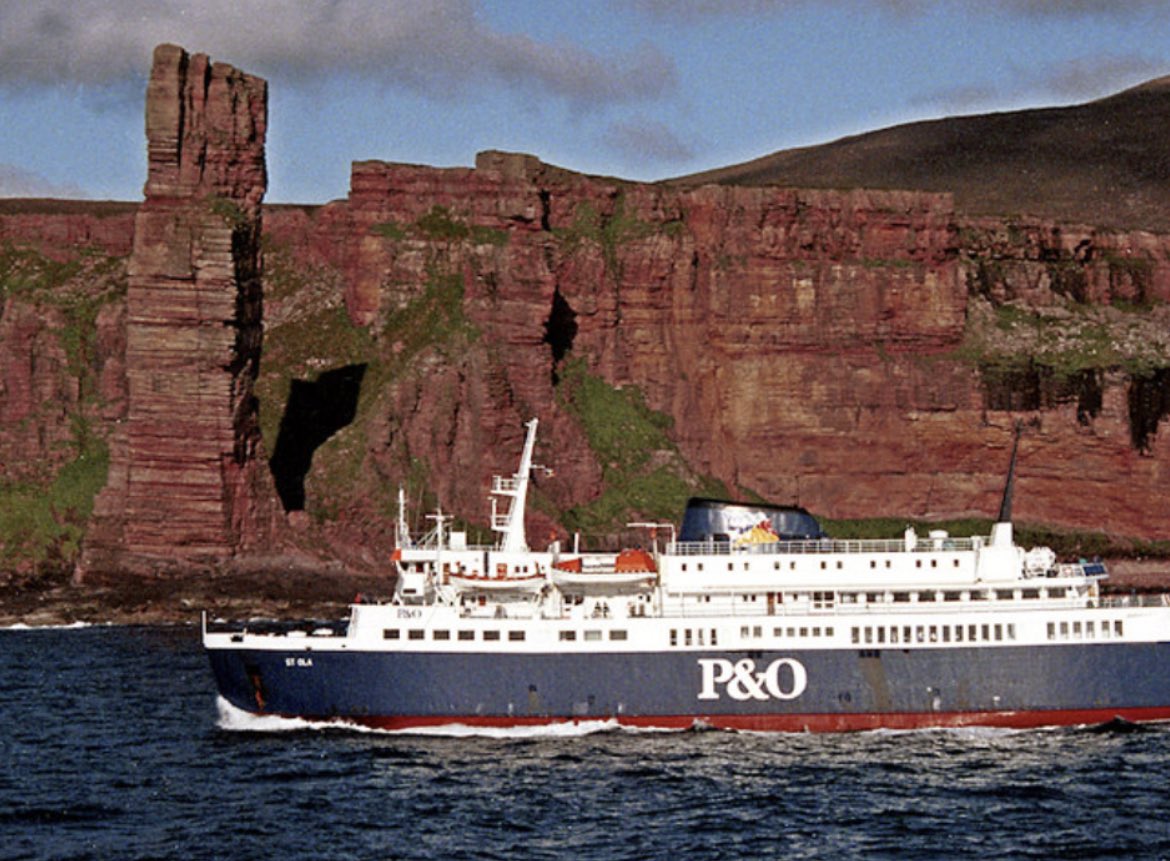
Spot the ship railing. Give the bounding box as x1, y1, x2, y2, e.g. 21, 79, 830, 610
1098, 593, 1170, 609
492, 476, 520, 494
666, 537, 980, 556
655, 595, 1135, 618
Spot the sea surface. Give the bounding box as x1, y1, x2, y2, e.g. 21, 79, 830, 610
2, 625, 1169, 861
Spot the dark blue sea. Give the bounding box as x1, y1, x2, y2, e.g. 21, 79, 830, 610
2, 625, 1169, 861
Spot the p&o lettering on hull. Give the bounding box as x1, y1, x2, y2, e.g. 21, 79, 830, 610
697, 657, 808, 701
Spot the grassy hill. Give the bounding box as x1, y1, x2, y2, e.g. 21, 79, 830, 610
673, 77, 1170, 232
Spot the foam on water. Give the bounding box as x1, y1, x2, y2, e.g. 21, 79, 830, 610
1, 620, 95, 631
215, 696, 696, 738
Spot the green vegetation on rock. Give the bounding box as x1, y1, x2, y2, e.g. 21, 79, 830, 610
555, 358, 725, 536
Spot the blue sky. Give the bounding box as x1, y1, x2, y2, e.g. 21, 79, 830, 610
1, 1, 1167, 203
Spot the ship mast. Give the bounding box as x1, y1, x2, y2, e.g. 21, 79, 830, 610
492, 418, 539, 553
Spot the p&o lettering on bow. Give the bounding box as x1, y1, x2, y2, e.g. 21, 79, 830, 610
697, 657, 808, 701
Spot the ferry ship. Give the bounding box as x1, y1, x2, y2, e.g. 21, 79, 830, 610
204, 419, 1170, 732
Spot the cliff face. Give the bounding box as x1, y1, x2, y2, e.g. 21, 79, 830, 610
4, 115, 1170, 580
257, 153, 1167, 546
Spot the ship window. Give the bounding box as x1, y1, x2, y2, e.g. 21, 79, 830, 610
787, 627, 796, 637
686, 629, 694, 646
610, 630, 628, 641
508, 631, 525, 641
754, 626, 763, 637
982, 624, 991, 641
813, 627, 822, 637
458, 630, 474, 641
836, 561, 843, 570
870, 560, 876, 569
885, 560, 891, 568
774, 561, 781, 571
1073, 621, 1082, 637
727, 562, 734, 572
944, 591, 961, 602
851, 627, 860, 644
1050, 588, 1067, 599
953, 559, 960, 568
942, 626, 950, 643
915, 560, 922, 569
890, 627, 900, 644
773, 627, 784, 637
903, 626, 913, 643
1047, 622, 1056, 640
894, 592, 910, 603
864, 627, 873, 644
930, 559, 937, 568
681, 563, 686, 571
697, 563, 704, 572
484, 630, 500, 641
994, 624, 1003, 641
877, 627, 886, 644
970, 591, 986, 601
585, 631, 602, 642
740, 625, 750, 638
799, 627, 808, 638
1023, 589, 1039, 599
826, 627, 834, 637
1086, 621, 1095, 637
383, 629, 400, 640
1007, 624, 1016, 640
820, 561, 827, 570
711, 629, 718, 646
996, 590, 1014, 601
433, 630, 450, 641
1114, 620, 1124, 637
968, 624, 978, 641
929, 626, 938, 642
955, 626, 963, 643
1101, 622, 1110, 639
408, 629, 425, 640
1059, 622, 1069, 639
790, 561, 797, 571
560, 630, 576, 641
916, 626, 925, 643
670, 629, 678, 646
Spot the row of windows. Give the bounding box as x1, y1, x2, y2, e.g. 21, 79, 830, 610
1047, 620, 1123, 640
679, 557, 966, 573
851, 622, 1017, 645
668, 625, 836, 647
383, 628, 629, 642
695, 587, 1069, 607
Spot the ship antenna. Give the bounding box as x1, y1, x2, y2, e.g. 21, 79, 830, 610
492, 418, 539, 552
997, 421, 1023, 524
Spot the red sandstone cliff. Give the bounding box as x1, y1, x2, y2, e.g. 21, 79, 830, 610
75, 45, 278, 578
3, 60, 1170, 582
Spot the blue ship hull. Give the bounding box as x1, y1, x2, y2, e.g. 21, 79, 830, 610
207, 641, 1170, 731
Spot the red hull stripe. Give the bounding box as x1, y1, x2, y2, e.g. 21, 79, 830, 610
290, 706, 1170, 733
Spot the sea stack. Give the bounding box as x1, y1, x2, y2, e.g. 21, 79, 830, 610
77, 45, 275, 579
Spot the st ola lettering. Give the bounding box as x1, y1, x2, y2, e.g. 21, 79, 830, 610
697, 657, 808, 701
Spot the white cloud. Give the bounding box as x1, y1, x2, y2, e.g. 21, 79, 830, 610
602, 119, 695, 165
0, 163, 90, 198
0, 1, 677, 107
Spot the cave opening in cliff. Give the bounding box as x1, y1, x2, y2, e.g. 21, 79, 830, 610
543, 287, 578, 384
1128, 368, 1170, 454
269, 363, 367, 511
